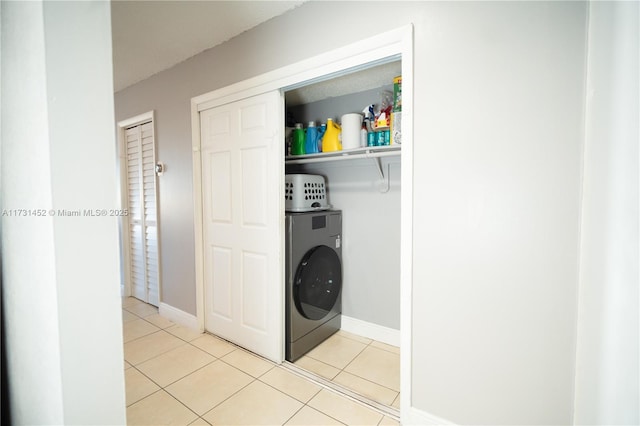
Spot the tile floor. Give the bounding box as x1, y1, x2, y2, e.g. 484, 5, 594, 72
293, 332, 400, 409
123, 297, 399, 425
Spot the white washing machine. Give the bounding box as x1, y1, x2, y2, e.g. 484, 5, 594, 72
285, 210, 342, 362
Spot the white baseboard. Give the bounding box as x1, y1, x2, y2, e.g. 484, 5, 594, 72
341, 315, 400, 347
159, 302, 199, 331
403, 406, 456, 425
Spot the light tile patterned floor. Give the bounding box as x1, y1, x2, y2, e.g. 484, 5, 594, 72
123, 297, 399, 425
294, 331, 401, 408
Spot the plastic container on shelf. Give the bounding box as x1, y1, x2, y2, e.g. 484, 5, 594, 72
341, 113, 363, 150
285, 174, 330, 212
305, 121, 320, 154
291, 123, 305, 155
321, 118, 342, 152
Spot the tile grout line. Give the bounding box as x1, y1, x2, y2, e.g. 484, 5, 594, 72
336, 370, 401, 397
338, 330, 401, 355
122, 320, 162, 344
303, 343, 400, 397
251, 377, 323, 426
252, 366, 341, 425
166, 344, 276, 420
198, 371, 264, 421
125, 367, 162, 408
339, 338, 371, 375
125, 298, 207, 422
123, 298, 400, 424
254, 370, 349, 426
130, 330, 260, 391
282, 361, 400, 421
123, 329, 188, 363
281, 399, 347, 426
158, 387, 202, 422
127, 386, 203, 425
135, 355, 219, 390
304, 333, 401, 405
341, 343, 401, 398
255, 366, 322, 404
131, 354, 256, 422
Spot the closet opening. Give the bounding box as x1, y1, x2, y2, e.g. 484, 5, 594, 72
282, 59, 402, 413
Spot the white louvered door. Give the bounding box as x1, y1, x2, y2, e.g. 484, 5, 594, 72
125, 121, 160, 306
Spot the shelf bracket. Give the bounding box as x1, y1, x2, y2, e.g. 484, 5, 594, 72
371, 157, 390, 193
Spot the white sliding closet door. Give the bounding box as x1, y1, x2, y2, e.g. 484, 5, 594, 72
200, 90, 283, 362
125, 121, 160, 306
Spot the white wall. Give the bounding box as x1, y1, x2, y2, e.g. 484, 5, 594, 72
411, 2, 588, 424
1, 1, 126, 424
1, 2, 65, 421
574, 2, 640, 424
114, 2, 593, 424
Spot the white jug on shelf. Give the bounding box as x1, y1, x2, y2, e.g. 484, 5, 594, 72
340, 113, 363, 150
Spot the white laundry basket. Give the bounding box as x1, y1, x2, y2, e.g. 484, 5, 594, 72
285, 174, 330, 212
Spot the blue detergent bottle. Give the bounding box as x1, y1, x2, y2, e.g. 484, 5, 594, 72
305, 121, 320, 154
318, 123, 327, 152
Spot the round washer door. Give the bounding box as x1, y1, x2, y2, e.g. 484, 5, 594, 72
294, 245, 342, 321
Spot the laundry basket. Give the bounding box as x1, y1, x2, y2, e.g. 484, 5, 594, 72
285, 174, 330, 212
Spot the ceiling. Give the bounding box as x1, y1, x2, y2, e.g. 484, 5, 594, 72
111, 1, 305, 92
285, 60, 401, 106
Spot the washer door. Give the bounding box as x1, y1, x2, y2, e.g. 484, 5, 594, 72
294, 245, 342, 321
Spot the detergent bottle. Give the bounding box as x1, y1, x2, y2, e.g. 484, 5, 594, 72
305, 121, 320, 154
291, 123, 305, 155
317, 122, 327, 152
322, 118, 342, 152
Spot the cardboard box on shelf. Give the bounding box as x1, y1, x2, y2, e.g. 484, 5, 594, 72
391, 112, 401, 145
393, 76, 402, 112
